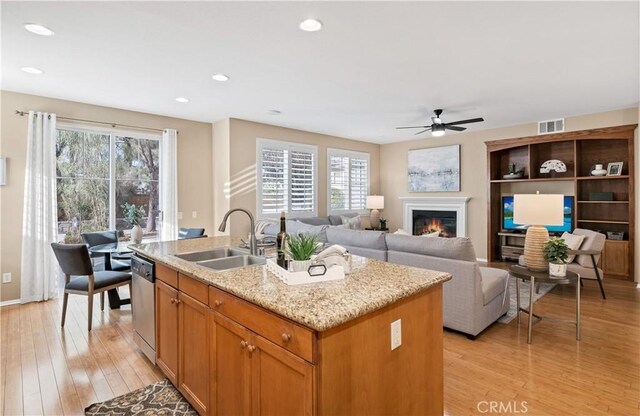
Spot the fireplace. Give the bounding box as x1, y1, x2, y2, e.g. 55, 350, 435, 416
413, 210, 457, 237
401, 197, 470, 238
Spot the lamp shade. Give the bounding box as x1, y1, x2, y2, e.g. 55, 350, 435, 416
366, 195, 384, 210
513, 194, 564, 226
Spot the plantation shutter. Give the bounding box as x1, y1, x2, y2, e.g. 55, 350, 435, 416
258, 139, 317, 216
260, 147, 289, 215
328, 149, 370, 213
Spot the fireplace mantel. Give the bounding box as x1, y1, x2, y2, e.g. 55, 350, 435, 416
400, 197, 471, 237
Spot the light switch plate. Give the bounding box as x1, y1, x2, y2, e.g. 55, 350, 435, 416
192, 211, 197, 219
177, 212, 183, 220
391, 319, 402, 350
2, 273, 11, 283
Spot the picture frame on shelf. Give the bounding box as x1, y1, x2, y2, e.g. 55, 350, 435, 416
606, 162, 623, 176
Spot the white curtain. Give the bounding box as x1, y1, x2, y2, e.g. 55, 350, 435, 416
160, 129, 178, 241
21, 111, 58, 303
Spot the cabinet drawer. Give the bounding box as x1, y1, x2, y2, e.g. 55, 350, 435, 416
178, 274, 209, 305
156, 263, 178, 288
209, 286, 315, 363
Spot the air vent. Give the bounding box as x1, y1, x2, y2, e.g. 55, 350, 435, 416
538, 118, 564, 135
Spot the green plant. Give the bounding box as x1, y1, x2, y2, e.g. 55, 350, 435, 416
284, 233, 319, 261
543, 237, 569, 264
121, 202, 145, 226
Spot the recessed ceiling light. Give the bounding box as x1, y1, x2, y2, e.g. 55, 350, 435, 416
299, 18, 323, 32
267, 110, 281, 115
212, 74, 229, 82
21, 67, 44, 74
24, 23, 54, 36
175, 97, 189, 103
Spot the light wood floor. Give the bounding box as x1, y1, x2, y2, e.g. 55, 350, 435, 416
1, 279, 638, 415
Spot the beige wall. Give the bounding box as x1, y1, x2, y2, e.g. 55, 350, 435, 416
380, 107, 639, 260
224, 118, 381, 236
0, 91, 213, 302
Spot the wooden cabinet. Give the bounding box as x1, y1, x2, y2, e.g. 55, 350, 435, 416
211, 312, 313, 416
486, 124, 636, 280
156, 280, 179, 385
601, 240, 629, 278
179, 292, 210, 415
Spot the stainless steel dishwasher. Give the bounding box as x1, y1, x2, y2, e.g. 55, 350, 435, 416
131, 255, 156, 364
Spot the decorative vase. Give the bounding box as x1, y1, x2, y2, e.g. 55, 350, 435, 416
131, 225, 143, 244
591, 164, 607, 176
290, 260, 312, 273
549, 262, 567, 277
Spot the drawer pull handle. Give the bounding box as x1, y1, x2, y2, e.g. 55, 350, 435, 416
214, 300, 223, 307
247, 345, 256, 353
240, 340, 247, 349
281, 333, 292, 342
175, 299, 181, 305
170, 298, 175, 304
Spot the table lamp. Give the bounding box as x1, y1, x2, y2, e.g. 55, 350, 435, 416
366, 195, 384, 229
513, 193, 564, 271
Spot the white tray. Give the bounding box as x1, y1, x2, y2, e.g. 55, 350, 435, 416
266, 258, 345, 285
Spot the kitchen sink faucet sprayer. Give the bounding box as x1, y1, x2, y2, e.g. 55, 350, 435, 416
218, 208, 257, 256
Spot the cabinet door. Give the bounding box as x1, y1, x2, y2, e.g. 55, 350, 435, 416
251, 335, 314, 416
179, 292, 210, 415
211, 313, 252, 415
156, 280, 179, 385
602, 240, 629, 277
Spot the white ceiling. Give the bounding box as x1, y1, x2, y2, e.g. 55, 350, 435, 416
2, 1, 639, 144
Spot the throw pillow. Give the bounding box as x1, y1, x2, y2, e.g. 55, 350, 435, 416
340, 215, 361, 230
394, 228, 409, 235
420, 231, 440, 238
560, 232, 585, 263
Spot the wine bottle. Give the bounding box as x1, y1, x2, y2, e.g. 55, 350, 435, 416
276, 211, 287, 268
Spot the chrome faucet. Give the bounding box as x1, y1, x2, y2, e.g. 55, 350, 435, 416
218, 208, 257, 256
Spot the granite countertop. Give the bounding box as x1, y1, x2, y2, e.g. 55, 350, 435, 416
130, 236, 451, 332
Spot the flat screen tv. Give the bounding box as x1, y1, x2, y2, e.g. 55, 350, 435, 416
502, 195, 573, 233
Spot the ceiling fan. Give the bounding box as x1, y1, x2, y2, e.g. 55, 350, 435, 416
396, 109, 484, 137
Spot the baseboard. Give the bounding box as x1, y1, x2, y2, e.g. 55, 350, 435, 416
0, 299, 20, 307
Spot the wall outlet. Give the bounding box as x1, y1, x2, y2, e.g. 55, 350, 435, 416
2, 273, 11, 283
391, 319, 402, 350
192, 211, 197, 219
177, 212, 183, 220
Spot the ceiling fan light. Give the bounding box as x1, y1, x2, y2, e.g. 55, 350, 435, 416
433, 117, 442, 124
432, 129, 445, 137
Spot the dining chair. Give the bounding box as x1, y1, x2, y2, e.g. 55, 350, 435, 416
51, 243, 132, 331
178, 228, 207, 239
81, 230, 131, 271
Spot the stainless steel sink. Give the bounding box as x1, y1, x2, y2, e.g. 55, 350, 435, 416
198, 255, 266, 271
174, 247, 248, 262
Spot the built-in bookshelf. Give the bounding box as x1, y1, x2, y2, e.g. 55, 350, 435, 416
486, 125, 637, 280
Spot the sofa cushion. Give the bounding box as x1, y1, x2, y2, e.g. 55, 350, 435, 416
573, 229, 606, 267
385, 234, 477, 262
479, 267, 508, 306
287, 220, 328, 243
560, 232, 585, 263
262, 223, 279, 236
326, 227, 387, 250
293, 217, 331, 226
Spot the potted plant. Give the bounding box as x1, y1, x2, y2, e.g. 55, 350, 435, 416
543, 237, 569, 277
121, 202, 146, 244
284, 233, 319, 272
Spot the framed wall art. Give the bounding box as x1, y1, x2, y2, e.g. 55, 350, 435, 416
407, 144, 460, 192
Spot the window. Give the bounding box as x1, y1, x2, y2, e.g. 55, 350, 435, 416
257, 138, 317, 218
56, 125, 161, 243
328, 148, 370, 214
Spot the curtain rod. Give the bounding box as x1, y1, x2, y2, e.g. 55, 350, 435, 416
15, 110, 169, 134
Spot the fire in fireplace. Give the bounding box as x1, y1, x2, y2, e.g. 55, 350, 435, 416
412, 210, 457, 238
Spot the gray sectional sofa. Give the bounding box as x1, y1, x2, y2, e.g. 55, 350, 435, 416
263, 216, 510, 337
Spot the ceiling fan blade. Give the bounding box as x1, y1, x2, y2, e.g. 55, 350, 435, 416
396, 125, 430, 130
445, 125, 466, 132
414, 128, 432, 135
445, 117, 485, 126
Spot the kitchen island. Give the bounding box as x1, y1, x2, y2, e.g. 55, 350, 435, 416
131, 236, 451, 415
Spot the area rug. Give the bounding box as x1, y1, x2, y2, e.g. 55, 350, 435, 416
85, 379, 197, 415
498, 278, 556, 324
